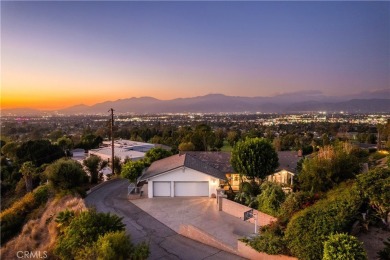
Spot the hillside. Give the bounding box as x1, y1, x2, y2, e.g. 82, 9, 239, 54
0, 195, 86, 259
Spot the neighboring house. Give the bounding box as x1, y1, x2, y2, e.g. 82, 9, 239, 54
99, 166, 113, 181
186, 151, 301, 189
71, 148, 87, 163
267, 151, 300, 186
183, 152, 241, 191
139, 153, 227, 198
89, 139, 155, 162
89, 147, 145, 162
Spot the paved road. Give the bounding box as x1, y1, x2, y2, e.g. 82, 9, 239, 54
85, 179, 244, 260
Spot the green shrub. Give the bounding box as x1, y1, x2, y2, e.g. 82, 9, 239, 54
278, 191, 321, 225
33, 185, 49, 204
257, 182, 286, 216
357, 168, 390, 225
45, 158, 88, 191
377, 236, 390, 260
76, 231, 150, 260
0, 185, 50, 243
298, 144, 361, 192
323, 233, 367, 260
247, 222, 287, 255
54, 209, 125, 259
285, 182, 363, 260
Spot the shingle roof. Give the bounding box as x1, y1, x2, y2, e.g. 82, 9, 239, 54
276, 151, 300, 173
185, 152, 234, 173
139, 153, 227, 181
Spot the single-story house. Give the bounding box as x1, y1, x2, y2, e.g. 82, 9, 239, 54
89, 147, 145, 162
139, 153, 227, 198
267, 151, 300, 186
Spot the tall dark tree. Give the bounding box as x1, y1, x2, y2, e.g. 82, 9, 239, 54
45, 159, 88, 190
16, 140, 64, 166
83, 155, 102, 184
20, 161, 35, 192
231, 138, 279, 180
144, 147, 172, 165
191, 124, 215, 151
79, 134, 103, 150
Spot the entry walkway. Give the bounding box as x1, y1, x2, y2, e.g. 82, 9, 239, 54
131, 197, 255, 250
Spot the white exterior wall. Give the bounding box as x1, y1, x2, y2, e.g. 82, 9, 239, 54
147, 167, 220, 198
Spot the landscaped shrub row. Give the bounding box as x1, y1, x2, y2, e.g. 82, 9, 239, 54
246, 222, 287, 255
284, 181, 363, 260
0, 185, 49, 243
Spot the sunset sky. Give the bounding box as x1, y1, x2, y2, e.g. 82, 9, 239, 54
1, 1, 389, 110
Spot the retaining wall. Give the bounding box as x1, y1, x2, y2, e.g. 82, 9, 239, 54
237, 240, 297, 260
220, 197, 277, 226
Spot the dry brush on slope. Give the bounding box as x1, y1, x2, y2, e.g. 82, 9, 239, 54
0, 195, 86, 259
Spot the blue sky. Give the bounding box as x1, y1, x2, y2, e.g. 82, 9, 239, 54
2, 1, 389, 109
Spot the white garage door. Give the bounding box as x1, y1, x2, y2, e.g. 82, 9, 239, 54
153, 181, 171, 197
174, 181, 209, 197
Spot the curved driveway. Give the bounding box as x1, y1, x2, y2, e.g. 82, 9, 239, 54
85, 179, 243, 260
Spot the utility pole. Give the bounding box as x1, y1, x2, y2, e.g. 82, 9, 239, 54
109, 108, 115, 175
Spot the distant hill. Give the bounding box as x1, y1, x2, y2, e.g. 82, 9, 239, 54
2, 89, 390, 115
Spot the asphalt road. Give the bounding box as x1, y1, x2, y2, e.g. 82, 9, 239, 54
85, 179, 244, 260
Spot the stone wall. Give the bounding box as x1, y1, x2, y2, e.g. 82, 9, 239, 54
220, 198, 277, 226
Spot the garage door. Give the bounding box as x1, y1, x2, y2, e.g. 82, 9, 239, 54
153, 181, 171, 197
174, 181, 209, 197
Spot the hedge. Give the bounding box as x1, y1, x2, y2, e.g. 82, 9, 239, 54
285, 182, 363, 260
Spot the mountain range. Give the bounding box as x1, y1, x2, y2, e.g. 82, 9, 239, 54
2, 89, 390, 116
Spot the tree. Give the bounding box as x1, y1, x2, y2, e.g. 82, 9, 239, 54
144, 147, 172, 165
231, 138, 279, 180
79, 133, 102, 150
298, 143, 361, 192
121, 160, 146, 183
57, 136, 73, 153
191, 124, 215, 151
323, 233, 367, 260
15, 140, 64, 166
1, 142, 19, 161
45, 158, 88, 190
20, 161, 35, 192
55, 209, 75, 233
357, 168, 390, 225
113, 156, 122, 175
227, 130, 239, 147
257, 182, 286, 216
48, 130, 64, 142
213, 128, 225, 150
178, 142, 195, 151
83, 155, 102, 184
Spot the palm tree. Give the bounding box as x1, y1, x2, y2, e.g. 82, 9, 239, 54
20, 161, 35, 192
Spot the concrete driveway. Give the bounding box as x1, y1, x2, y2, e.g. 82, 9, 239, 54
85, 179, 245, 260
131, 197, 255, 250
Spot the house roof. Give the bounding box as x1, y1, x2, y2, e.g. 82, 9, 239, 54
276, 151, 300, 173
139, 153, 227, 181
185, 152, 234, 173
